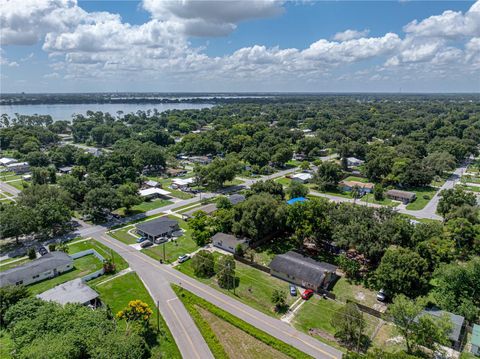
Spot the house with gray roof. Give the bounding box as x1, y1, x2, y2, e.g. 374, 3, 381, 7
228, 194, 246, 205
269, 251, 337, 292
136, 217, 180, 242
0, 251, 73, 287
386, 189, 416, 204
182, 203, 218, 220
416, 308, 465, 350
37, 278, 100, 307
212, 233, 248, 254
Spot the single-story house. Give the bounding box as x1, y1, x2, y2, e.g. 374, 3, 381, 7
339, 180, 374, 195
166, 168, 188, 177
0, 251, 73, 287
172, 177, 195, 188
37, 278, 100, 307
269, 251, 337, 291
228, 194, 245, 205
212, 233, 248, 253
144, 180, 159, 188
136, 217, 180, 242
347, 157, 365, 167
22, 174, 32, 181
6, 161, 30, 174
189, 156, 211, 165
58, 166, 73, 174
386, 189, 416, 204
471, 324, 480, 356
287, 197, 308, 205
139, 187, 171, 200
293, 152, 306, 161
416, 308, 465, 350
291, 172, 313, 184
182, 203, 218, 220
0, 157, 17, 166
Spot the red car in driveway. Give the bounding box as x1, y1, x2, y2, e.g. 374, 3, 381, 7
301, 289, 314, 300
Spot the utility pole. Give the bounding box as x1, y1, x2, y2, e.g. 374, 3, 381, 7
157, 300, 160, 333
163, 241, 166, 262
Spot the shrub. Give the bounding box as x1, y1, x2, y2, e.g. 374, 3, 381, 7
48, 243, 56, 251
27, 248, 36, 259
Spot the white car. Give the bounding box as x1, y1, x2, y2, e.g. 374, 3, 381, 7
178, 254, 190, 263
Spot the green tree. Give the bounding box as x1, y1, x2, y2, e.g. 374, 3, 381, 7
375, 247, 429, 297
422, 151, 456, 176
271, 289, 288, 312
373, 184, 384, 201
117, 182, 141, 214
331, 302, 367, 351
249, 179, 285, 199
83, 186, 120, 221
0, 285, 30, 326
438, 187, 477, 217
315, 161, 342, 191
0, 204, 35, 244
191, 250, 215, 278
337, 254, 361, 280
217, 255, 236, 289
287, 180, 309, 199
117, 299, 153, 328
189, 211, 213, 246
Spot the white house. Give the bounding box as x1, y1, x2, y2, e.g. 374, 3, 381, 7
6, 161, 30, 174
0, 252, 73, 287
291, 172, 313, 184
0, 157, 17, 166
139, 187, 171, 199
172, 177, 195, 188
37, 278, 100, 307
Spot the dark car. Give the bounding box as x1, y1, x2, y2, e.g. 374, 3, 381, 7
136, 237, 147, 243
140, 241, 153, 248
38, 246, 48, 256
376, 289, 388, 302
301, 289, 314, 300
289, 284, 297, 296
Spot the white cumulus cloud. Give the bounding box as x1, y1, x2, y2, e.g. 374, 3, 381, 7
333, 29, 370, 41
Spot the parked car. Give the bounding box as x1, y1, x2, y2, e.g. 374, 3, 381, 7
136, 237, 147, 243
178, 254, 190, 263
140, 241, 153, 248
376, 289, 387, 302
38, 246, 48, 256
289, 284, 297, 296
301, 289, 314, 300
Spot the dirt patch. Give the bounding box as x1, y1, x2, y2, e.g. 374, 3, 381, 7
355, 292, 366, 302
196, 306, 291, 359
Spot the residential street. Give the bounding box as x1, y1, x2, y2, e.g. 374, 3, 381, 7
0, 181, 20, 196
91, 231, 342, 359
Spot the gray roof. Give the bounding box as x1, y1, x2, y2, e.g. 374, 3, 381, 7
418, 308, 465, 342
212, 232, 247, 248
136, 217, 179, 237
183, 203, 217, 218
37, 278, 99, 305
0, 252, 73, 286
386, 189, 416, 199
228, 194, 246, 205
269, 251, 337, 287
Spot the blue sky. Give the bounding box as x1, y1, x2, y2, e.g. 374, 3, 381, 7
1, 0, 479, 93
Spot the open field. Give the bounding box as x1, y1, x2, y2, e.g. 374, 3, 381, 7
198, 306, 291, 359
94, 272, 181, 358
343, 176, 370, 183
331, 277, 379, 309
115, 198, 173, 216
361, 193, 399, 207
405, 186, 437, 210
176, 252, 297, 317
68, 238, 128, 271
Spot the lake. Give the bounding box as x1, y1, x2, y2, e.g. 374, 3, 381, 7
0, 103, 214, 121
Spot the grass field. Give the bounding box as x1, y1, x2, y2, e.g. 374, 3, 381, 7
405, 186, 437, 210
361, 193, 399, 207
93, 272, 181, 358
462, 185, 480, 193
67, 238, 128, 271
198, 306, 291, 359
275, 177, 292, 187
176, 252, 296, 317
27, 254, 103, 294
343, 176, 370, 183
142, 217, 199, 264
7, 180, 26, 191
331, 277, 379, 309
115, 198, 173, 216
0, 331, 13, 359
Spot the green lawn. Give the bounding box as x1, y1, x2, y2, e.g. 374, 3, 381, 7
67, 238, 128, 271
361, 193, 399, 207
6, 180, 26, 191
224, 178, 244, 186
115, 198, 174, 216
142, 216, 199, 264
404, 186, 437, 210
0, 331, 13, 359
343, 176, 370, 183
461, 185, 480, 193
176, 253, 297, 317
274, 177, 292, 187
109, 226, 139, 245
463, 175, 480, 184
0, 257, 31, 271
27, 254, 103, 295
331, 277, 379, 309
93, 272, 181, 358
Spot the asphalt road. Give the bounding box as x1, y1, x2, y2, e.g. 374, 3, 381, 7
0, 181, 21, 196
93, 231, 342, 359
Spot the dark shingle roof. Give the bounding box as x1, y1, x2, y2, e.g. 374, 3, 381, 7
269, 251, 337, 287
0, 251, 73, 286
136, 217, 179, 237
183, 203, 218, 218
386, 189, 416, 200
212, 232, 247, 248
